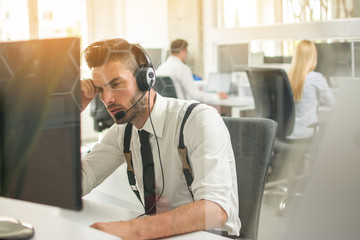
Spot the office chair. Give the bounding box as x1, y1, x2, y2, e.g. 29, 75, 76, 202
222, 117, 277, 240
90, 95, 114, 132
245, 67, 315, 216
152, 75, 178, 98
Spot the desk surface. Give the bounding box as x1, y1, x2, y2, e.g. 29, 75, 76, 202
204, 96, 254, 108
0, 197, 229, 240
203, 96, 255, 118
204, 96, 255, 108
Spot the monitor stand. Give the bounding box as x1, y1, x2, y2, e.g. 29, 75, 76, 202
0, 216, 34, 240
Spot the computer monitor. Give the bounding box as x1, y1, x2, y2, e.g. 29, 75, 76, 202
144, 48, 163, 69
315, 42, 352, 82
263, 56, 292, 64
217, 43, 249, 72
0, 37, 82, 211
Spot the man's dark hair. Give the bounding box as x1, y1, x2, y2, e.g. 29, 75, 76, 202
170, 39, 188, 54
83, 38, 148, 75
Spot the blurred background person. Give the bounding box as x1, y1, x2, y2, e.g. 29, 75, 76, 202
156, 39, 228, 101
270, 40, 337, 196
287, 39, 336, 140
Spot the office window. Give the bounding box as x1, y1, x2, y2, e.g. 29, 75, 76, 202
283, 0, 359, 23
0, 0, 87, 43
37, 0, 86, 40
0, 0, 30, 41
250, 40, 297, 61
218, 0, 360, 28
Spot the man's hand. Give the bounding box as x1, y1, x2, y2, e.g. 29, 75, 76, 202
90, 221, 139, 240
81, 79, 98, 111
218, 92, 229, 99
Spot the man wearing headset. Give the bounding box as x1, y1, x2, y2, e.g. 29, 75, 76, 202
156, 39, 228, 101
81, 38, 240, 240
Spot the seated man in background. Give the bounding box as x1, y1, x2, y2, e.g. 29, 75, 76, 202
156, 39, 228, 101
80, 38, 240, 239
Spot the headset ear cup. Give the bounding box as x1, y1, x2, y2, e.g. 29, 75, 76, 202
133, 45, 156, 91
136, 66, 156, 91
147, 67, 156, 88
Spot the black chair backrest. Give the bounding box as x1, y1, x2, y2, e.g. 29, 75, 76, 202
90, 95, 114, 132
152, 76, 178, 98
245, 67, 295, 138
222, 117, 277, 240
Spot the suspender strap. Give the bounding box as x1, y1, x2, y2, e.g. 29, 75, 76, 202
123, 122, 143, 206
178, 102, 200, 199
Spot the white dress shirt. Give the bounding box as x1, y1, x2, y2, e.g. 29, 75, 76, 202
288, 71, 336, 139
156, 56, 219, 101
82, 93, 241, 235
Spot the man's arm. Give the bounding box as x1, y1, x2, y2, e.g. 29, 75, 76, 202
80, 79, 98, 111
90, 199, 227, 240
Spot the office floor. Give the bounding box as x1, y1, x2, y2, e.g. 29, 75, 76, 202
258, 193, 290, 240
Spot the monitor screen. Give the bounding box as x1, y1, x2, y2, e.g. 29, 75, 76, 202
315, 42, 352, 81
0, 37, 82, 210
263, 56, 292, 64
217, 43, 249, 72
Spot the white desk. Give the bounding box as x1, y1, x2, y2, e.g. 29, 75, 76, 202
0, 197, 229, 239
204, 96, 255, 117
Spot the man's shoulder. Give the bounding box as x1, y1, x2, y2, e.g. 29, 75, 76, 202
170, 99, 219, 121
157, 56, 188, 70
163, 97, 198, 111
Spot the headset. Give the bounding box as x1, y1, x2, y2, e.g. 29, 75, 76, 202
132, 45, 156, 91
132, 45, 165, 217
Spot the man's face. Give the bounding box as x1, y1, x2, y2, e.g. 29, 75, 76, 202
91, 60, 144, 124
178, 48, 188, 63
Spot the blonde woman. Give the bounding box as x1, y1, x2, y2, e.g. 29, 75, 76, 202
287, 40, 336, 139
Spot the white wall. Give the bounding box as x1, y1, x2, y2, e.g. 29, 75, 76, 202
123, 0, 168, 48
85, 0, 168, 47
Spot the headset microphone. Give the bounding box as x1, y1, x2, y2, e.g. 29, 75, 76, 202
114, 111, 126, 120
114, 89, 149, 121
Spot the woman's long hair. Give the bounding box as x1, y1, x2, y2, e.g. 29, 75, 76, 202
288, 40, 318, 102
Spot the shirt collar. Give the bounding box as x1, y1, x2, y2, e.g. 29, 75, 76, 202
141, 92, 166, 138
